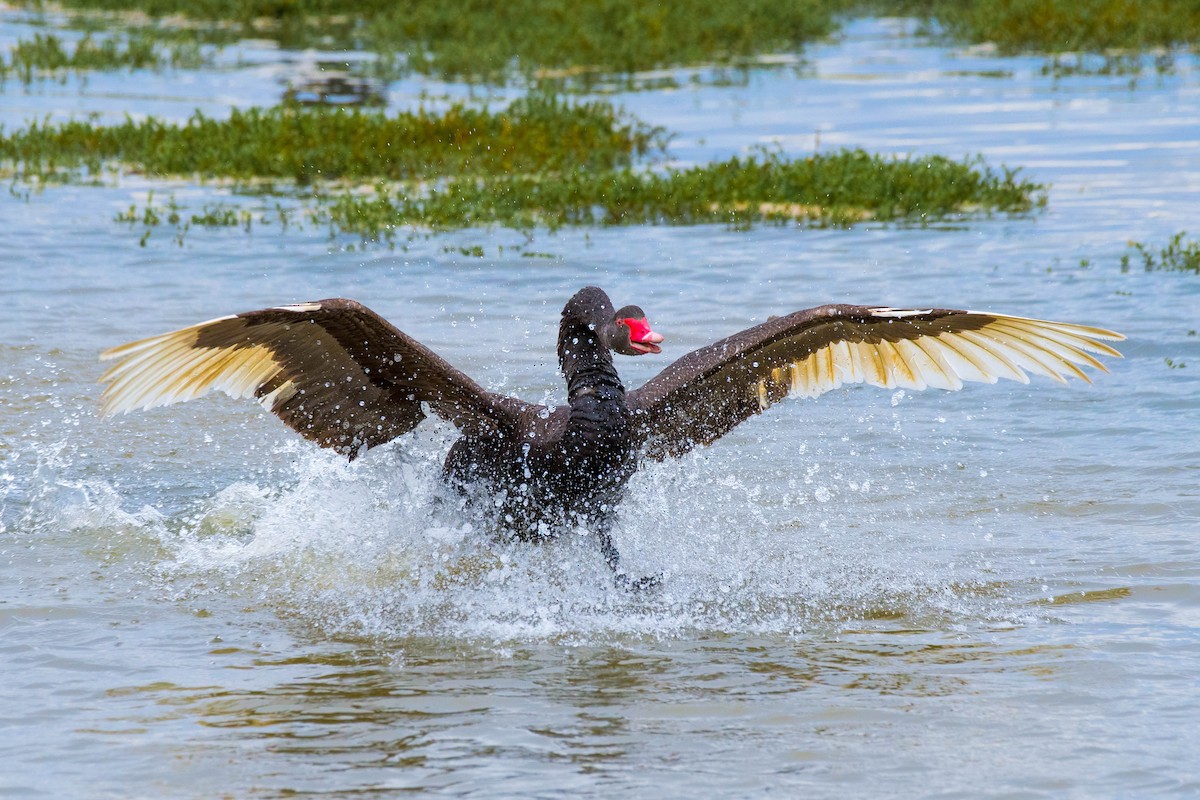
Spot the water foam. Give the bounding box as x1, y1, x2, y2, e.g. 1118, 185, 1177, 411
130, 422, 1027, 644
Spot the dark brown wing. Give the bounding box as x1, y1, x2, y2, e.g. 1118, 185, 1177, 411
99, 298, 536, 457
627, 304, 1124, 461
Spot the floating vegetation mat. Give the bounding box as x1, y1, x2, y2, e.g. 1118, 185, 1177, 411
2, 97, 1043, 243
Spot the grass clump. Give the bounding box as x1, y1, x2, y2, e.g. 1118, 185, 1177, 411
361, 0, 841, 83
0, 95, 663, 183
18, 0, 846, 83
908, 0, 1200, 53
13, 0, 1200, 83
105, 149, 1041, 245
2, 98, 1041, 243
1122, 232, 1200, 274
319, 149, 1042, 238
0, 31, 208, 83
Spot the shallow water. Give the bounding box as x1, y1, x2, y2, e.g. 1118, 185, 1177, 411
3, 15, 1200, 798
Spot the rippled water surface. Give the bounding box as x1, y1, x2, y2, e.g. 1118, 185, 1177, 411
3, 15, 1200, 798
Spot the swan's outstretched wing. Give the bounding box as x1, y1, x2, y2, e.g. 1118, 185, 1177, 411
627, 304, 1124, 460
99, 298, 535, 457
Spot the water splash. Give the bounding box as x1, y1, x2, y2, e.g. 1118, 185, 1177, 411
0, 339, 1034, 644
77, 421, 1025, 644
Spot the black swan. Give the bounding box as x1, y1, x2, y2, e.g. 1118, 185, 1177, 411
99, 286, 1123, 588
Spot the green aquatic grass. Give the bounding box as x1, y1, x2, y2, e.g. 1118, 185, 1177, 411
0, 31, 209, 83
3, 97, 1041, 242
317, 149, 1042, 238
98, 146, 1036, 241
14, 0, 1200, 84
20, 0, 846, 82
113, 191, 297, 245
92, 148, 1041, 244
1122, 232, 1200, 274
361, 0, 841, 83
907, 0, 1200, 53
0, 95, 663, 183
107, 146, 1042, 245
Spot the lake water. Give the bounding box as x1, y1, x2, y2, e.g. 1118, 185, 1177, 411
2, 14, 1199, 798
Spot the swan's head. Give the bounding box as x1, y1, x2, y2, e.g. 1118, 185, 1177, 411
611, 305, 664, 356
561, 287, 664, 357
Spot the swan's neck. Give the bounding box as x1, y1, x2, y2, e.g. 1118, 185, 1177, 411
558, 319, 625, 403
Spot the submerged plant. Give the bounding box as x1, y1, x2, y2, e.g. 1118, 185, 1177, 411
114, 192, 301, 246
0, 31, 211, 84
1122, 232, 1200, 274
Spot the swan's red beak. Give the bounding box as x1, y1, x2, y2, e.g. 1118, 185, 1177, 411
622, 317, 664, 355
